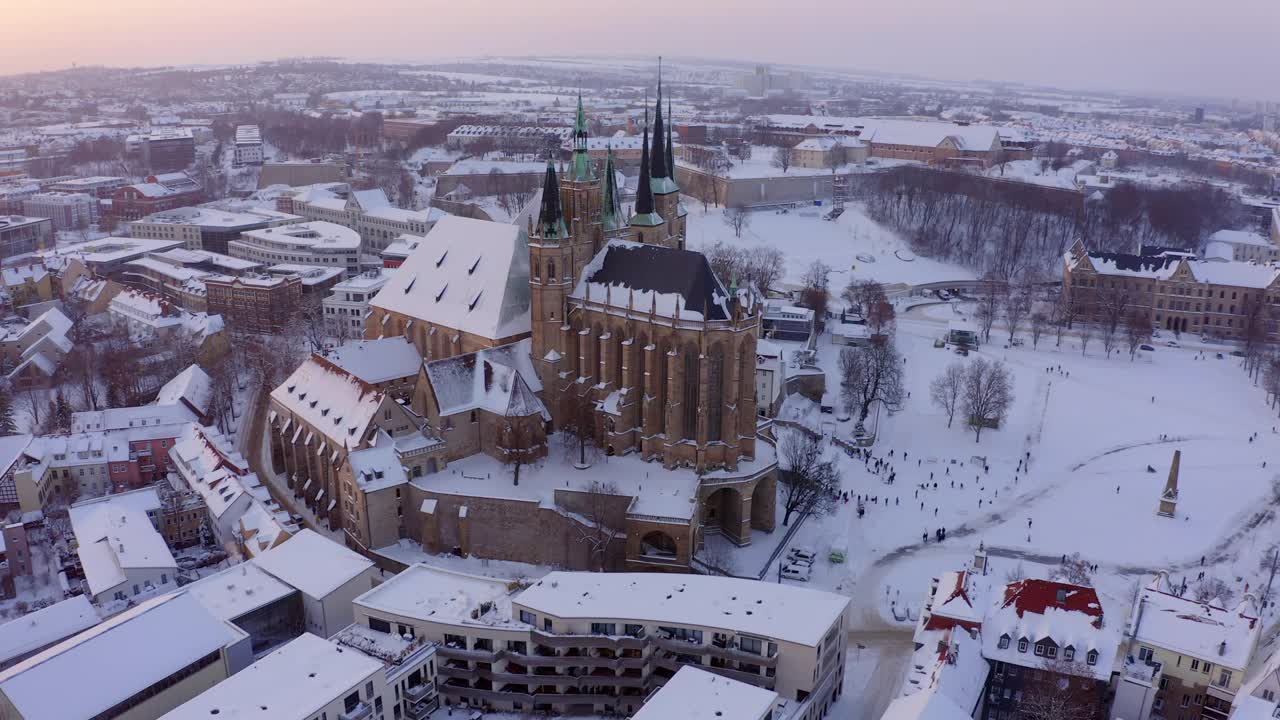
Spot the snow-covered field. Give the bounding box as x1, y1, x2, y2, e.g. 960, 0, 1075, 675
684, 202, 976, 289
732, 302, 1279, 632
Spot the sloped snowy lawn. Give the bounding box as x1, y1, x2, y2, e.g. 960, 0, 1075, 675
684, 202, 975, 289
750, 308, 1279, 630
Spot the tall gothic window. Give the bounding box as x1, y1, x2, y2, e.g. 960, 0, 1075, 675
706, 346, 724, 442
634, 333, 648, 396
612, 334, 623, 389
682, 349, 699, 441
547, 260, 556, 284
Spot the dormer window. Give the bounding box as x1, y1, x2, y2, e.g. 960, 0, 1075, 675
998, 635, 1010, 650
1064, 646, 1075, 662
1017, 638, 1028, 653
1087, 650, 1098, 666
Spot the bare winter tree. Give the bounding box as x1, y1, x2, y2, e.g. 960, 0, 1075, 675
723, 208, 751, 238
1194, 576, 1236, 606
962, 357, 1014, 443
1266, 354, 1280, 414
65, 344, 101, 411
1052, 552, 1094, 585
1002, 284, 1032, 344
16, 386, 43, 430
705, 241, 743, 287
841, 279, 884, 316
974, 277, 1002, 343
1018, 658, 1104, 720
500, 421, 540, 486
1100, 318, 1119, 358
778, 430, 839, 527
838, 342, 905, 422
1079, 323, 1095, 357
743, 246, 784, 295
574, 480, 622, 571
1054, 301, 1076, 348
560, 390, 597, 468
799, 260, 833, 327
1124, 311, 1152, 360
1029, 311, 1049, 349
930, 361, 966, 428
771, 146, 794, 174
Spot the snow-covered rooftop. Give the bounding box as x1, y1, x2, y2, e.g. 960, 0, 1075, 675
180, 562, 297, 623
325, 337, 422, 385
1131, 581, 1260, 671
1209, 229, 1273, 248
515, 572, 849, 647
0, 596, 99, 668
240, 221, 361, 250
253, 529, 373, 600
158, 633, 382, 720
982, 579, 1120, 681
0, 593, 239, 720
632, 666, 777, 720
69, 488, 177, 597
369, 214, 531, 340
762, 114, 1000, 151
886, 627, 987, 720
155, 364, 213, 419
424, 338, 548, 420
355, 563, 518, 626
270, 353, 387, 451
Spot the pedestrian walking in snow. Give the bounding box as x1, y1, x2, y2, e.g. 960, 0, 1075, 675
934, 507, 938, 516
1028, 518, 1033, 528
1116, 485, 1120, 493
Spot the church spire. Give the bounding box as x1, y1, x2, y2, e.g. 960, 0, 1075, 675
538, 158, 568, 240
629, 109, 662, 229
571, 93, 594, 182
650, 59, 668, 182
602, 145, 621, 231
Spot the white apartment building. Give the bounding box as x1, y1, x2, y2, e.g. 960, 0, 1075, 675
323, 269, 389, 337
350, 565, 850, 719
46, 176, 127, 199
233, 124, 264, 166
130, 203, 302, 254
633, 665, 782, 720
1205, 229, 1280, 264
228, 221, 362, 278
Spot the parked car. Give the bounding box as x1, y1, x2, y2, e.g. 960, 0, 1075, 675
1166, 340, 1179, 347
781, 564, 811, 581
788, 547, 817, 564
1231, 350, 1246, 357
1139, 344, 1155, 351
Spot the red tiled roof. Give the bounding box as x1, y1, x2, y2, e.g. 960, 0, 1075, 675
1001, 579, 1103, 629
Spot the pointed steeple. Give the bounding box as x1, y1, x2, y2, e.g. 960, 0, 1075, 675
602, 145, 622, 231
650, 59, 668, 182
633, 120, 655, 217
571, 93, 594, 182
538, 159, 568, 240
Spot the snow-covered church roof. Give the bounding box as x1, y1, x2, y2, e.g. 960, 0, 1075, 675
424, 338, 548, 421
369, 215, 531, 341
572, 240, 733, 321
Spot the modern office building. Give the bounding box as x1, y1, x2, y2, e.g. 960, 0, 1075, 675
228, 221, 362, 277
0, 216, 52, 259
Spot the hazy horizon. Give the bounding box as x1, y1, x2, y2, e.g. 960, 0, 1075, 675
1, 0, 1277, 102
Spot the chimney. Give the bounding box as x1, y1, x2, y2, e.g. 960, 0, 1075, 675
1219, 641, 1226, 657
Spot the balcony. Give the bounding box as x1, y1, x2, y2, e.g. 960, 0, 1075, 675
437, 645, 499, 663
405, 683, 434, 703
339, 703, 372, 720
707, 641, 779, 667
530, 629, 648, 652
404, 697, 438, 720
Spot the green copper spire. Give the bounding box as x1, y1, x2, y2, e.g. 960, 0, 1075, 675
650, 62, 668, 182
602, 145, 621, 231
570, 94, 594, 182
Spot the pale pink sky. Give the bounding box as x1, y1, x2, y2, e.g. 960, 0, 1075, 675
1, 0, 1275, 100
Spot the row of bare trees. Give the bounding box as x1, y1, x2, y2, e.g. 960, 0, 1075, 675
702, 240, 785, 295
930, 357, 1015, 442
863, 166, 1244, 278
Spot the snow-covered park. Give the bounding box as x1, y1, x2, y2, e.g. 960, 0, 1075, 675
729, 297, 1280, 633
